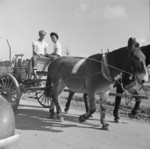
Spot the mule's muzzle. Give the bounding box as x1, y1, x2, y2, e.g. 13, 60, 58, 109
136, 72, 149, 85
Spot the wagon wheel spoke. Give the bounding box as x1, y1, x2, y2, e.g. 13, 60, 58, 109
39, 94, 45, 103
7, 95, 17, 105
9, 80, 14, 90
5, 76, 10, 86
36, 92, 45, 99
36, 90, 52, 108
0, 74, 21, 112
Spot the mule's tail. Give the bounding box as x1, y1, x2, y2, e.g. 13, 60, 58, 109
45, 74, 52, 97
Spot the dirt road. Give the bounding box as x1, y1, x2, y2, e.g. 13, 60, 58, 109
12, 96, 150, 149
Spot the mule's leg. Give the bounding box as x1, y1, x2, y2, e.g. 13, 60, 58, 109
49, 100, 55, 118
64, 92, 75, 113
100, 91, 110, 130
83, 94, 88, 113
79, 92, 95, 122
127, 88, 141, 115
51, 95, 62, 121
113, 84, 123, 123
83, 94, 93, 117
51, 82, 65, 121
132, 98, 141, 115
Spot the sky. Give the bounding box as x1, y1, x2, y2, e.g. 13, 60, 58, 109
0, 0, 149, 60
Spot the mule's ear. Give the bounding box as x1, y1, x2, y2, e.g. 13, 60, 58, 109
128, 37, 134, 50
128, 37, 139, 51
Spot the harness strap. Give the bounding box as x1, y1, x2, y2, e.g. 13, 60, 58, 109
101, 53, 114, 82
71, 59, 86, 74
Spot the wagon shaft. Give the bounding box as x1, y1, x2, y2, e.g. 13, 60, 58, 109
109, 92, 148, 99
63, 89, 148, 99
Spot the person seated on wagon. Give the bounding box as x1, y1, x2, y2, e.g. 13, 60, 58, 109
45, 32, 62, 60
32, 30, 48, 78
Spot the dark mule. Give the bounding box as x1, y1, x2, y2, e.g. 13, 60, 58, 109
65, 44, 150, 123
113, 44, 150, 123
45, 38, 148, 130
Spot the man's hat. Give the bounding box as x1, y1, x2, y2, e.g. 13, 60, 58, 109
39, 30, 47, 36
50, 32, 59, 39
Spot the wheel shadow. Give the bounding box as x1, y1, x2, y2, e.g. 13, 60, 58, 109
15, 105, 103, 133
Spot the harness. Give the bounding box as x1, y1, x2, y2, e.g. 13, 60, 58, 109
101, 53, 114, 82
71, 59, 86, 74
101, 53, 122, 83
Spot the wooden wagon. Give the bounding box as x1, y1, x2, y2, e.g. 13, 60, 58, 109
0, 54, 52, 111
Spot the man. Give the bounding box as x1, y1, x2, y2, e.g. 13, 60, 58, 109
46, 32, 61, 60
32, 30, 48, 78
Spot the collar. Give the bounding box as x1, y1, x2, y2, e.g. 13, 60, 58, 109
101, 53, 115, 82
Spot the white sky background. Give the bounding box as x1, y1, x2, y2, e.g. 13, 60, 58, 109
0, 0, 149, 60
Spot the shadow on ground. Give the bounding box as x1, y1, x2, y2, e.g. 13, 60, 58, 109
15, 104, 103, 133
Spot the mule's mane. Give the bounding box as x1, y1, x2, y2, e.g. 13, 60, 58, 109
88, 53, 102, 62
87, 46, 127, 62
110, 46, 127, 55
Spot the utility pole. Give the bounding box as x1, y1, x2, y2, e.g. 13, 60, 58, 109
6, 39, 11, 62
149, 0, 150, 34
0, 37, 12, 62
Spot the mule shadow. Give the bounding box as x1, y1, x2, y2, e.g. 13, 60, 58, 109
108, 120, 128, 124
15, 108, 64, 133
15, 105, 102, 133
63, 113, 101, 128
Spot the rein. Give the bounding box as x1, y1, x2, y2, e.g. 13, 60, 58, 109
83, 56, 133, 76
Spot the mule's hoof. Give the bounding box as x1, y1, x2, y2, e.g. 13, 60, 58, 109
89, 114, 94, 118
79, 115, 86, 123
102, 124, 110, 131
114, 119, 120, 123
57, 115, 64, 122
131, 110, 139, 116
49, 114, 56, 119
128, 113, 135, 118
64, 109, 69, 113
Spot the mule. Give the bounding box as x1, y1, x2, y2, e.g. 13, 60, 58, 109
45, 38, 148, 130
65, 45, 150, 123
113, 44, 150, 123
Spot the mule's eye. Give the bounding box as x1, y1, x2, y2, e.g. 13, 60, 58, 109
135, 42, 140, 48
135, 47, 139, 51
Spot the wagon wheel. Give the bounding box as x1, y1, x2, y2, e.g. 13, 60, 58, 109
0, 74, 21, 112
36, 89, 52, 108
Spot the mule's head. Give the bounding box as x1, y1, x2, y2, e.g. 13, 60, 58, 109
127, 37, 148, 84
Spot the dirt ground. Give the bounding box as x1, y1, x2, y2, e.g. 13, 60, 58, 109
10, 93, 150, 149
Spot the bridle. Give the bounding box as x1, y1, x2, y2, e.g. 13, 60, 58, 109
101, 49, 139, 84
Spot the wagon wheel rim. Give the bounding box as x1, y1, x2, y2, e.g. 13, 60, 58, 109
36, 90, 52, 108
0, 74, 21, 111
